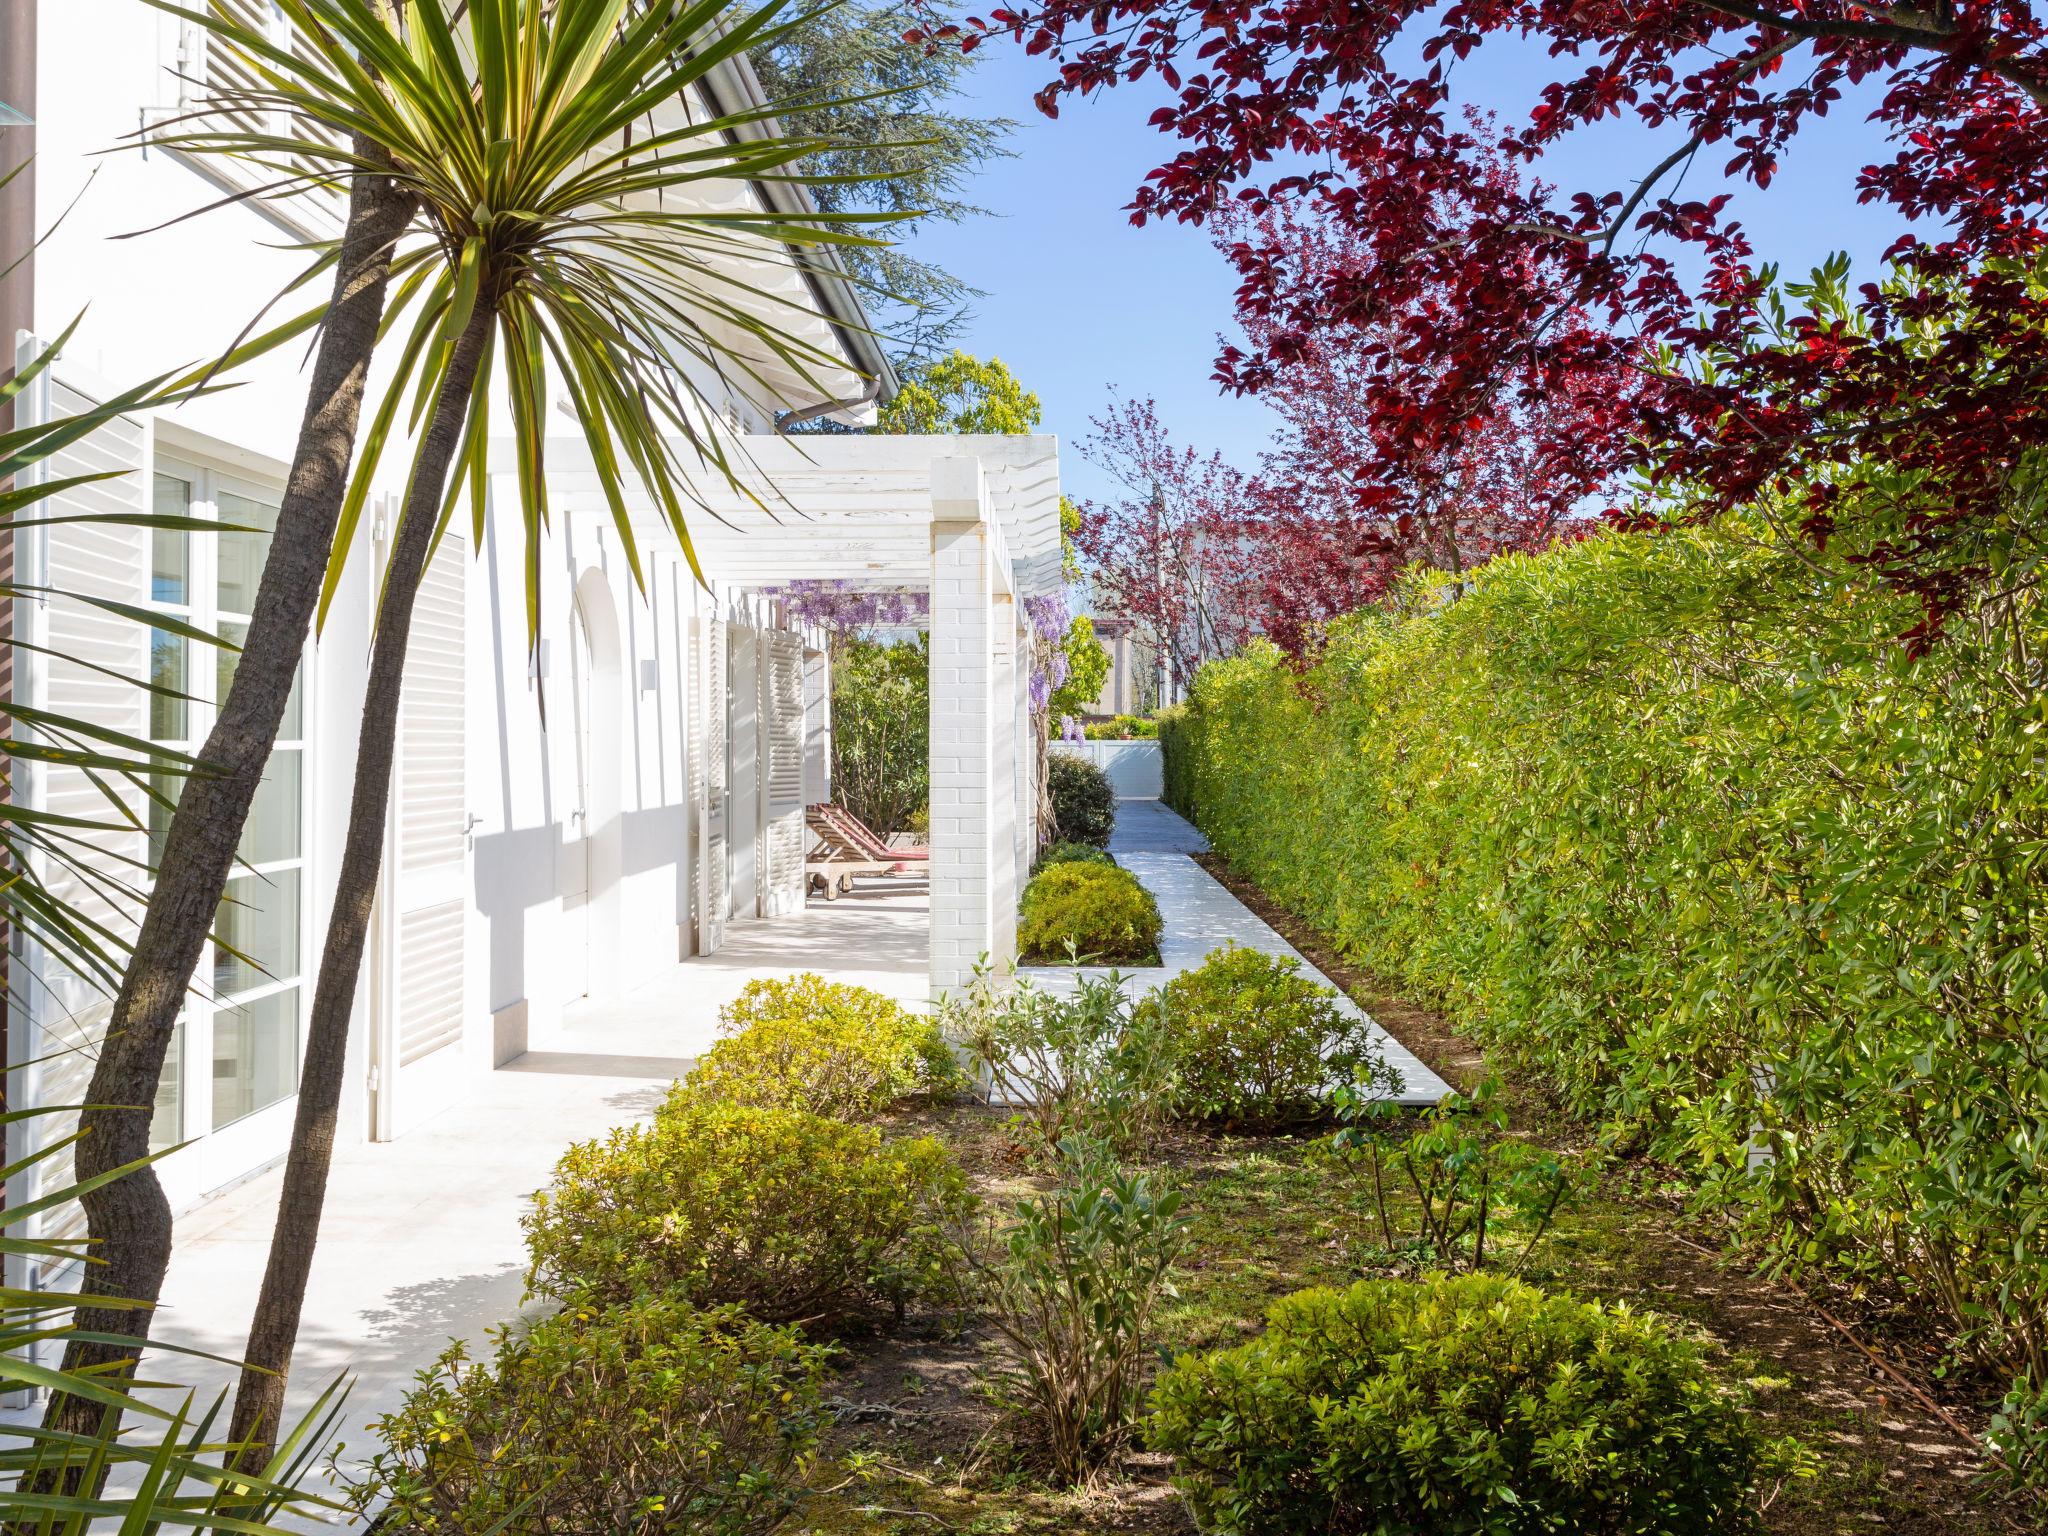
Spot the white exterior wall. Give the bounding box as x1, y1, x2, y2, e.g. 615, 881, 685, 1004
10, 4, 809, 1204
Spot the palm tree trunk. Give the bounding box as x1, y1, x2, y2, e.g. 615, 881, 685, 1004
227, 300, 493, 1465
38, 144, 415, 1448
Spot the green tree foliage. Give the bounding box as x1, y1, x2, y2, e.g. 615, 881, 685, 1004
831, 636, 929, 834
1160, 509, 2048, 1482
1049, 613, 1111, 721
755, 20, 1013, 366
878, 349, 1041, 434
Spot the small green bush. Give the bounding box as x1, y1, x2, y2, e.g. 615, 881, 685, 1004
356, 1296, 830, 1536
1046, 751, 1117, 847
1139, 944, 1387, 1129
945, 968, 1174, 1154
975, 1135, 1190, 1484
524, 1102, 973, 1326
681, 974, 961, 1119
1018, 862, 1162, 965
1150, 1273, 1787, 1536
1033, 840, 1118, 875
1083, 714, 1158, 740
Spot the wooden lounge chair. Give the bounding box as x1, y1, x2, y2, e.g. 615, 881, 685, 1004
817, 802, 929, 864
805, 806, 900, 900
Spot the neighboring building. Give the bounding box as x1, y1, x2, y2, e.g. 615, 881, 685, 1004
4, 1, 1059, 1261
1081, 615, 1165, 718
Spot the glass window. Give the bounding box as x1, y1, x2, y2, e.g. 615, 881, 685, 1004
239, 749, 302, 867
214, 867, 302, 998
147, 769, 182, 870
149, 628, 188, 741
216, 489, 281, 615
151, 476, 191, 606
212, 987, 298, 1130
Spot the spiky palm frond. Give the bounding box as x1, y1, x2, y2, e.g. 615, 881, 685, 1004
149, 0, 910, 642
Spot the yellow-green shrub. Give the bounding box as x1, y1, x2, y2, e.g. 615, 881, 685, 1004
1018, 862, 1162, 964
682, 974, 961, 1118
355, 1296, 830, 1536
1138, 943, 1389, 1129
524, 1102, 973, 1326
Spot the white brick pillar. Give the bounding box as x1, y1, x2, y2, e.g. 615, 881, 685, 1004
1014, 612, 1034, 878
929, 458, 1000, 996
990, 592, 1019, 970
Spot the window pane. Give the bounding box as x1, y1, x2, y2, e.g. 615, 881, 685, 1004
214, 867, 301, 997
150, 1023, 183, 1152
148, 768, 183, 870
217, 619, 303, 739
216, 489, 281, 615
150, 628, 187, 741
151, 476, 191, 606
212, 987, 298, 1129
239, 748, 301, 866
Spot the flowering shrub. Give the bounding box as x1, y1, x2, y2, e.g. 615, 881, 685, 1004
1162, 517, 2048, 1471
1045, 751, 1116, 847
1150, 1274, 1793, 1535
1137, 944, 1388, 1129
681, 974, 961, 1119
355, 1296, 830, 1536
524, 1102, 973, 1325
1017, 863, 1162, 965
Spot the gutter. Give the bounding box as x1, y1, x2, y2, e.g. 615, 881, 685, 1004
696, 51, 902, 416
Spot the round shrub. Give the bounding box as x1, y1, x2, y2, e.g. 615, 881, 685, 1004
357, 1296, 830, 1536
682, 973, 962, 1118
1139, 943, 1383, 1129
1047, 750, 1117, 847
1033, 840, 1118, 875
1149, 1274, 1779, 1536
1018, 862, 1163, 965
524, 1102, 974, 1326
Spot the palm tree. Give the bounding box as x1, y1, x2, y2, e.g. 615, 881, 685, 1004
65, 0, 901, 1466
0, 229, 337, 1527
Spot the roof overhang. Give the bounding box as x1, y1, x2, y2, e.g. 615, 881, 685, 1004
527, 432, 1065, 603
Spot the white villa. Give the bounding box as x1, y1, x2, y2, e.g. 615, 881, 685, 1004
5, 4, 1058, 1237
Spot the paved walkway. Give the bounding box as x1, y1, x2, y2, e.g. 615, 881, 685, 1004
1021, 799, 1451, 1106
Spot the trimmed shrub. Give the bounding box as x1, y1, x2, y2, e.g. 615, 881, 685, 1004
1155, 704, 1193, 818
1033, 840, 1118, 875
1149, 1274, 1785, 1535
1083, 714, 1158, 739
1164, 520, 2048, 1443
356, 1296, 830, 1536
1138, 943, 1388, 1129
1018, 862, 1162, 965
681, 974, 961, 1119
1046, 750, 1116, 847
524, 1102, 973, 1326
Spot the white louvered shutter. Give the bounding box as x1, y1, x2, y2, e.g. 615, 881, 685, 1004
696, 615, 728, 954
8, 347, 151, 1302
374, 523, 470, 1140
762, 633, 807, 916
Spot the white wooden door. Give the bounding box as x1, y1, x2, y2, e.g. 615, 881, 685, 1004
696, 614, 728, 954
372, 523, 471, 1140
762, 632, 808, 916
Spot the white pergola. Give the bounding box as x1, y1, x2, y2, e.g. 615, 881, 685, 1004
539, 431, 1066, 996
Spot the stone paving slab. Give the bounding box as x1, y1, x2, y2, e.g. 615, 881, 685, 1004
1020, 800, 1451, 1106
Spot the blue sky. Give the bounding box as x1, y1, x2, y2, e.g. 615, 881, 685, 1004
911, 37, 1915, 509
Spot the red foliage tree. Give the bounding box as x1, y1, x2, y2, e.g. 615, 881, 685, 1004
916, 0, 2048, 638
1215, 181, 1624, 650
1075, 396, 1264, 685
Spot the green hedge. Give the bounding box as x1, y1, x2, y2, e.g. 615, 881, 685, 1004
1168, 520, 2048, 1455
